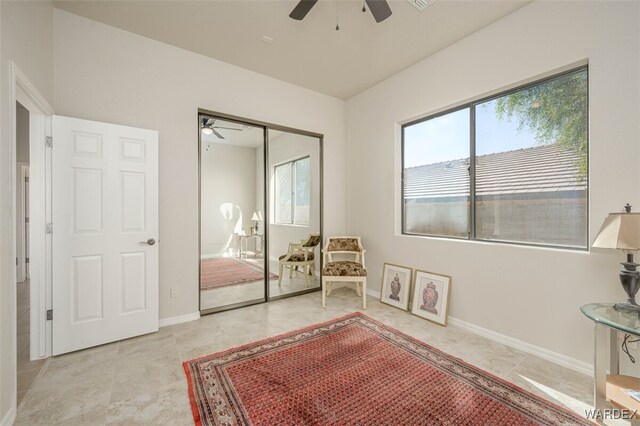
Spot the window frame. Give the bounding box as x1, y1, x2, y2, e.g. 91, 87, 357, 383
401, 65, 589, 251
273, 155, 311, 226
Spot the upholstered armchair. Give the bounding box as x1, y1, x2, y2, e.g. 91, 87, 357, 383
278, 233, 321, 287
321, 236, 367, 309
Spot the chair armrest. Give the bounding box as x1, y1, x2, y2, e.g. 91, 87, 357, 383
288, 242, 304, 252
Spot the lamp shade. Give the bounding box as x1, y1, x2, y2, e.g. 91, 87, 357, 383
592, 213, 640, 250
251, 212, 260, 221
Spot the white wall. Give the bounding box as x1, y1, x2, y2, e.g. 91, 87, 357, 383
0, 0, 54, 421
53, 9, 347, 320
201, 143, 257, 257
346, 0, 640, 364
268, 132, 321, 272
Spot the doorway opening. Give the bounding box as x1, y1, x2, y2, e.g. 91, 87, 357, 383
15, 101, 45, 405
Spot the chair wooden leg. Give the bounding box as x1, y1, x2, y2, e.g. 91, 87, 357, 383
289, 265, 294, 278
326, 282, 334, 296
355, 281, 362, 297
322, 277, 326, 308
305, 265, 310, 287
278, 263, 283, 286
362, 278, 367, 310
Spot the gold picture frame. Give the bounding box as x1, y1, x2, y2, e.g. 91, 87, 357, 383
410, 270, 451, 326
380, 263, 412, 311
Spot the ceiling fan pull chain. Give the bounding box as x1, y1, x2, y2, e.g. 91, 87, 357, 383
335, 0, 340, 31
362, 0, 366, 13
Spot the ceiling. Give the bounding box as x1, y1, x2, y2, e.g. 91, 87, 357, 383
201, 117, 284, 149
201, 118, 263, 149
52, 0, 531, 100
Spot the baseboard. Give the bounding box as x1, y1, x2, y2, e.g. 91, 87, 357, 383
159, 311, 200, 328
1, 403, 16, 426
365, 289, 592, 376
200, 253, 220, 260
366, 288, 381, 299
446, 317, 592, 376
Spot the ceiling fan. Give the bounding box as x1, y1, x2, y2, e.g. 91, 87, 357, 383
289, 0, 392, 24
201, 118, 242, 140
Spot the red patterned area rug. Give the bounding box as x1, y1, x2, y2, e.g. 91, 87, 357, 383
183, 312, 592, 426
200, 258, 278, 291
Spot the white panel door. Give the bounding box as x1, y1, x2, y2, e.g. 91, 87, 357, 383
52, 116, 158, 355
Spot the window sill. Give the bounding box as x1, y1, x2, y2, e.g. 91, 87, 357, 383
396, 231, 590, 254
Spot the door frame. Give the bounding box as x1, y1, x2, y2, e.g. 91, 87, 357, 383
9, 63, 54, 416
197, 108, 324, 314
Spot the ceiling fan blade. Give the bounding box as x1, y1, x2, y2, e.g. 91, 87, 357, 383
212, 129, 225, 140
213, 126, 242, 131
365, 0, 392, 23
289, 0, 318, 20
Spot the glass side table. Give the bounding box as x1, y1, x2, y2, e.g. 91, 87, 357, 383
581, 303, 640, 417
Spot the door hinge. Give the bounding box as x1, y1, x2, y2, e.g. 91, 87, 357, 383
16, 257, 18, 266
26, 257, 29, 264
25, 217, 29, 223
46, 309, 53, 321
45, 136, 52, 148
45, 223, 53, 234
24, 176, 29, 183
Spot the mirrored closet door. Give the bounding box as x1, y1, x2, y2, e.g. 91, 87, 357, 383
199, 114, 266, 312
268, 129, 321, 297
199, 112, 322, 313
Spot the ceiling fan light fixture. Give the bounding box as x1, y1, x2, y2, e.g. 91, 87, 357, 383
202, 127, 214, 135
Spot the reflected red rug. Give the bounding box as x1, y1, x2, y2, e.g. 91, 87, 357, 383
200, 258, 278, 291
183, 312, 592, 426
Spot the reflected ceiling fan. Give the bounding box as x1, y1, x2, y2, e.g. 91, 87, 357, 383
201, 118, 242, 140
289, 0, 392, 24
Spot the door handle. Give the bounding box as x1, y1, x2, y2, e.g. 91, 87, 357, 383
139, 238, 156, 246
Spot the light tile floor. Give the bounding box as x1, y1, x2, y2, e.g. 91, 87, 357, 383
200, 258, 320, 310
16, 287, 601, 425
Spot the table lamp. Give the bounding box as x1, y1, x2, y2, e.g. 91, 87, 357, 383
592, 204, 640, 312
251, 211, 260, 234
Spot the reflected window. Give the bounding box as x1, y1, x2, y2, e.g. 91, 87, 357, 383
274, 156, 310, 225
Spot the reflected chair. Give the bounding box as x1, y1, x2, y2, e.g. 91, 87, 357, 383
321, 236, 367, 309
278, 233, 321, 287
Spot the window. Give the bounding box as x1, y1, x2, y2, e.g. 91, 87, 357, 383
274, 157, 310, 225
402, 67, 588, 249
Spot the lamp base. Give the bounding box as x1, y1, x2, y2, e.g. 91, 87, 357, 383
614, 302, 640, 313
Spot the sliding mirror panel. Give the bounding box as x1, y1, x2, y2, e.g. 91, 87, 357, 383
199, 115, 267, 312
268, 130, 321, 297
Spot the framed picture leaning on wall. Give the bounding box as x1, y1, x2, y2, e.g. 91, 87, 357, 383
380, 263, 412, 310
411, 270, 451, 326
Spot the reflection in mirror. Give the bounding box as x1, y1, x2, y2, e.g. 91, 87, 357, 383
268, 130, 321, 297
199, 115, 266, 312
